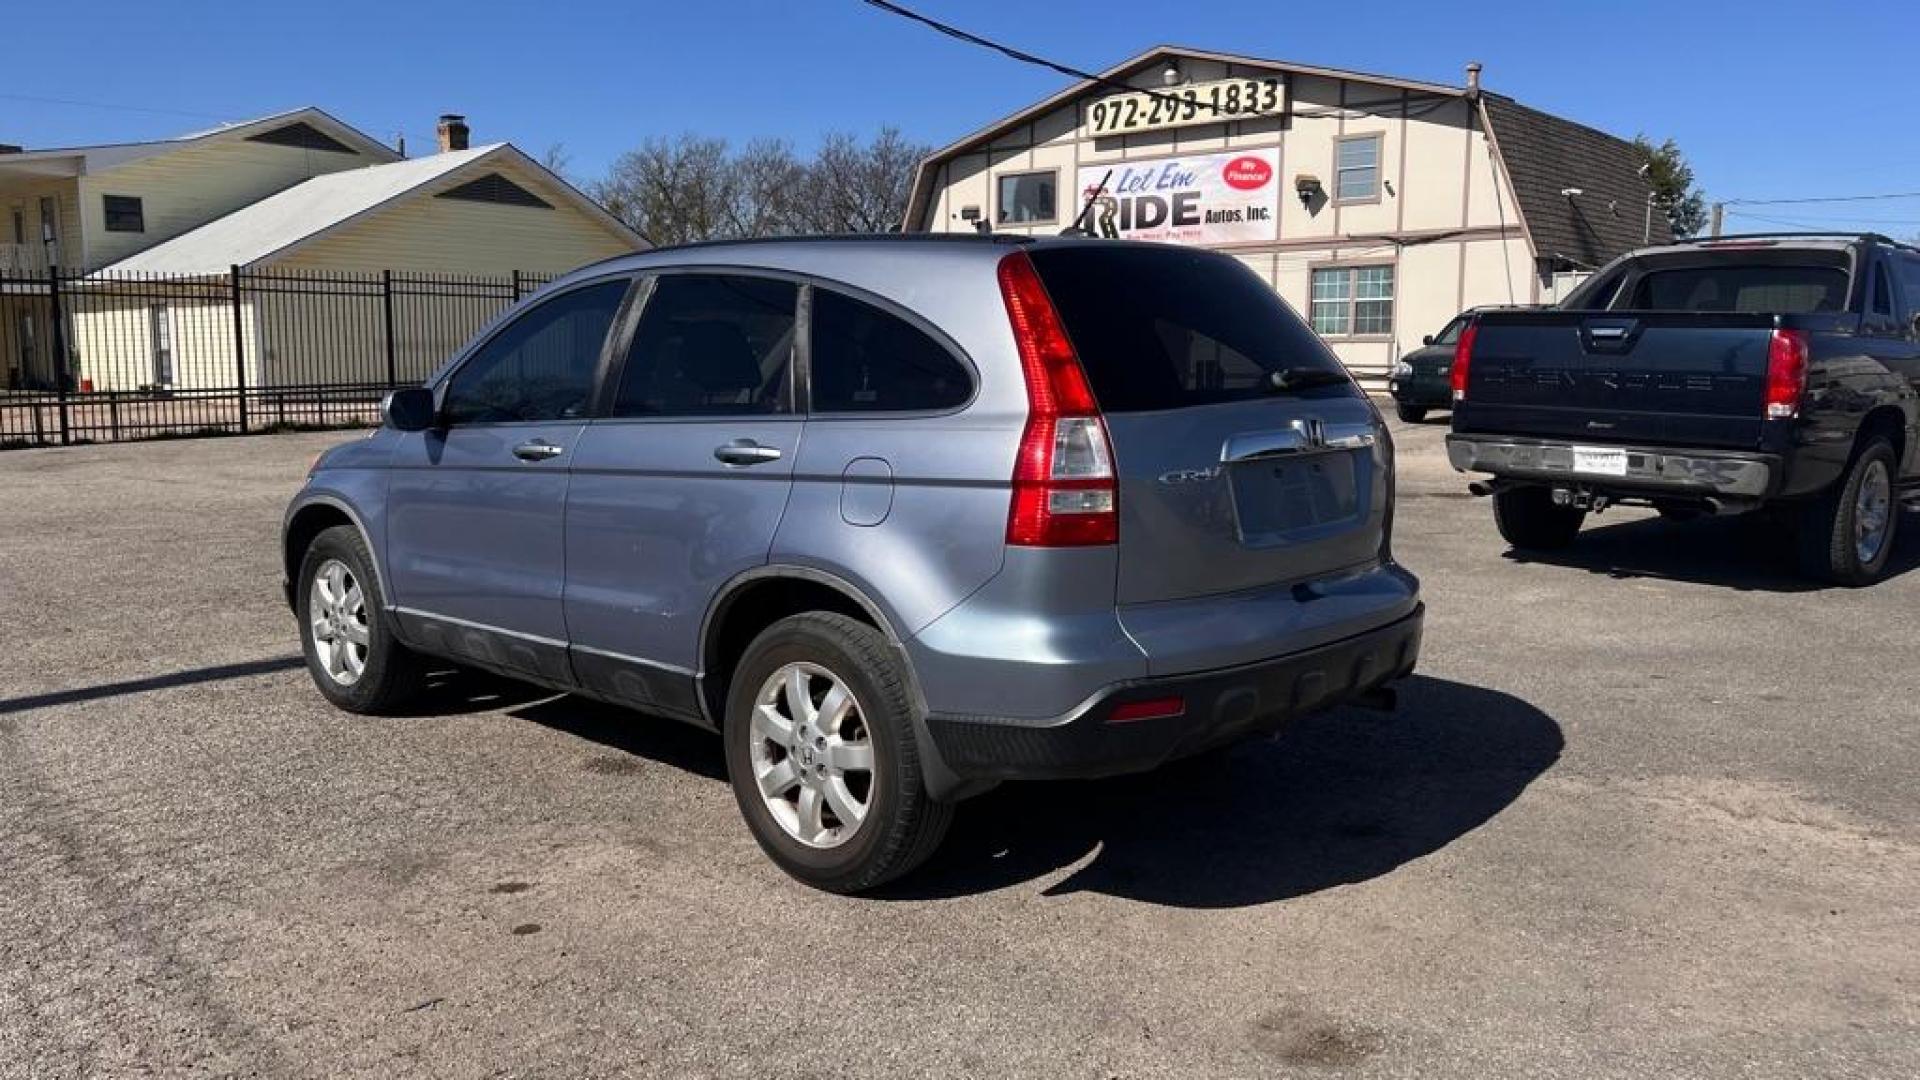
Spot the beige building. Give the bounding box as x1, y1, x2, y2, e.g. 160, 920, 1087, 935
905, 46, 1667, 381
2, 109, 642, 394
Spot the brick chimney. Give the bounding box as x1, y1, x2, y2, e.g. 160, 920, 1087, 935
436, 114, 469, 153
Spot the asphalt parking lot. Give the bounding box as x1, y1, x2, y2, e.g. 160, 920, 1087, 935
2, 420, 1916, 1079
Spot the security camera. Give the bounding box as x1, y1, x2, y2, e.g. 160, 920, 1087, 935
1560, 187, 1583, 198
1637, 162, 1651, 177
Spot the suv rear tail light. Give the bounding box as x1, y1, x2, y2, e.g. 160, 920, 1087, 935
1765, 327, 1809, 419
998, 250, 1118, 546
1450, 320, 1478, 401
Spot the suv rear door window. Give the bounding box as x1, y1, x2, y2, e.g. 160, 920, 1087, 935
810, 288, 970, 413
1027, 246, 1349, 413
612, 274, 797, 417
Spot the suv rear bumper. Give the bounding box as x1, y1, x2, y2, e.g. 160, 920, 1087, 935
921, 605, 1422, 783
1446, 435, 1777, 499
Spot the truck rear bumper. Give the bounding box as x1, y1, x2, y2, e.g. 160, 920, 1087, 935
1446, 435, 1777, 499
921, 606, 1422, 784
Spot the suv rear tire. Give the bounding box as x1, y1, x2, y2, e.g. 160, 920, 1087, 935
1798, 438, 1899, 586
1395, 402, 1428, 424
723, 612, 952, 893
1493, 485, 1586, 551
296, 525, 425, 714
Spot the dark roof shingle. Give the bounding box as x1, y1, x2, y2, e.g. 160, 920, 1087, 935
1483, 97, 1670, 269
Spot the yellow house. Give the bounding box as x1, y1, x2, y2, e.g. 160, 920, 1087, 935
905, 46, 1669, 381
2, 109, 643, 396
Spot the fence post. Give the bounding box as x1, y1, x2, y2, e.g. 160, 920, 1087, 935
511, 269, 523, 303
382, 269, 397, 386
48, 266, 70, 445
230, 264, 248, 433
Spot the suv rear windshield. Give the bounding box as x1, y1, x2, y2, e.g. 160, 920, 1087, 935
1028, 245, 1350, 413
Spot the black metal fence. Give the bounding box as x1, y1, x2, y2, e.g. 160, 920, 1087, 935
0, 265, 553, 448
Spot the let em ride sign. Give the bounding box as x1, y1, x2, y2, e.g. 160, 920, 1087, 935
1076, 149, 1280, 245
1085, 76, 1284, 137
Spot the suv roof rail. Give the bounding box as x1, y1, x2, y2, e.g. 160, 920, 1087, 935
1676, 231, 1917, 253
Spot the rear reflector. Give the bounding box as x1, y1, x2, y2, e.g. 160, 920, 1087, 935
1450, 320, 1478, 401
1764, 327, 1809, 420
1108, 696, 1186, 724
999, 251, 1119, 546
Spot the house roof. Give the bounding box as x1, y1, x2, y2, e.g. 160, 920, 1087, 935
1481, 98, 1670, 268
902, 45, 1665, 268
95, 144, 643, 276
0, 108, 399, 179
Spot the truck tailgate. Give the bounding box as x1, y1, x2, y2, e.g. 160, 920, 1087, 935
1455, 310, 1777, 450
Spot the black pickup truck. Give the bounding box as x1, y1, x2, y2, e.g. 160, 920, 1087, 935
1447, 234, 1920, 585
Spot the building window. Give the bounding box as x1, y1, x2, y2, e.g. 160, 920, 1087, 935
103, 195, 144, 233
1310, 265, 1394, 336
1335, 135, 1382, 202
996, 171, 1057, 225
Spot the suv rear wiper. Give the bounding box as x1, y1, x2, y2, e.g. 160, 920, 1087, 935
1265, 367, 1351, 392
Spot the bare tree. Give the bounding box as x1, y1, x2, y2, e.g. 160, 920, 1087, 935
586, 129, 927, 244
792, 128, 924, 234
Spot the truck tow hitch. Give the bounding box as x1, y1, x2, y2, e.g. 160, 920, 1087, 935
1552, 487, 1610, 513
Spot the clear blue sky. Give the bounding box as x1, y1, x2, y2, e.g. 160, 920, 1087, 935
7, 0, 1919, 235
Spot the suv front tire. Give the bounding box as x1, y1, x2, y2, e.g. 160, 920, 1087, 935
296, 525, 425, 714
723, 612, 952, 893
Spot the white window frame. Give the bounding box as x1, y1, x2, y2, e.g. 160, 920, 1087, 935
1309, 263, 1395, 338
994, 169, 1060, 227
1334, 134, 1384, 204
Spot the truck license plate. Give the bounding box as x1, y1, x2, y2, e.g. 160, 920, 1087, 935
1572, 446, 1628, 476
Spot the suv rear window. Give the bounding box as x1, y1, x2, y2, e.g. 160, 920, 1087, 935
1027, 246, 1349, 413
1620, 257, 1850, 314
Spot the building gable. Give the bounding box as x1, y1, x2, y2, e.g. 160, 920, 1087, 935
436, 172, 552, 209
244, 120, 361, 156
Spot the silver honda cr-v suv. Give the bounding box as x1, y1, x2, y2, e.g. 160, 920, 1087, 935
282, 235, 1423, 892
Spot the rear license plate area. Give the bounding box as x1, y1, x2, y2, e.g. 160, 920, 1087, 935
1228, 451, 1359, 542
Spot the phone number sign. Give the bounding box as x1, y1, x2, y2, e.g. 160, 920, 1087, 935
1086, 76, 1284, 137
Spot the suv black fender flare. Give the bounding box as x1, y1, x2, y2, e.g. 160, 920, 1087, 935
699, 564, 992, 803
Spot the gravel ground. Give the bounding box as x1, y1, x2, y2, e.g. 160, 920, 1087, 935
1, 421, 1915, 1079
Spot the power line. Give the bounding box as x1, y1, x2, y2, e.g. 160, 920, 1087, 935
0, 92, 236, 123
1724, 190, 1920, 207
855, 0, 1456, 123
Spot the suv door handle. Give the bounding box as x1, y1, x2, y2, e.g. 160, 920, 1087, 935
714, 439, 783, 466
512, 439, 566, 462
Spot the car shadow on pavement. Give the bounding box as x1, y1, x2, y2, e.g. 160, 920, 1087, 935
878, 674, 1561, 908
509, 695, 729, 782
1502, 507, 1919, 592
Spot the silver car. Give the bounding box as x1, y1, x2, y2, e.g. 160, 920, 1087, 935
282, 235, 1423, 892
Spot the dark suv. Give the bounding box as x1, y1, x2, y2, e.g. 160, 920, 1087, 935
283, 235, 1422, 891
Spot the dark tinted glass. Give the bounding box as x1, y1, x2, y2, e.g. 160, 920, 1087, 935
1432, 316, 1465, 345
1028, 246, 1349, 413
442, 280, 626, 424
1627, 264, 1849, 313
614, 275, 797, 417
811, 290, 970, 413
1900, 255, 1920, 323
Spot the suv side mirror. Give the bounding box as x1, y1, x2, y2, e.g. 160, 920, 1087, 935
382, 386, 436, 432
1422, 335, 1434, 346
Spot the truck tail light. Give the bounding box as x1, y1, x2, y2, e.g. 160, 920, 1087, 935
1451, 320, 1478, 401
1765, 327, 1809, 420
998, 250, 1118, 547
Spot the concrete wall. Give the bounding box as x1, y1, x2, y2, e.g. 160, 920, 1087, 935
917, 58, 1541, 379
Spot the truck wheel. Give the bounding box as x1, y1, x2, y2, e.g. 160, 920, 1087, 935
1798, 438, 1899, 586
1493, 486, 1585, 551
723, 612, 953, 893
1395, 402, 1428, 424
296, 525, 425, 714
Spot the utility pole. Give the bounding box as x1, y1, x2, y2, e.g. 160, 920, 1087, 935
1709, 202, 1724, 237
